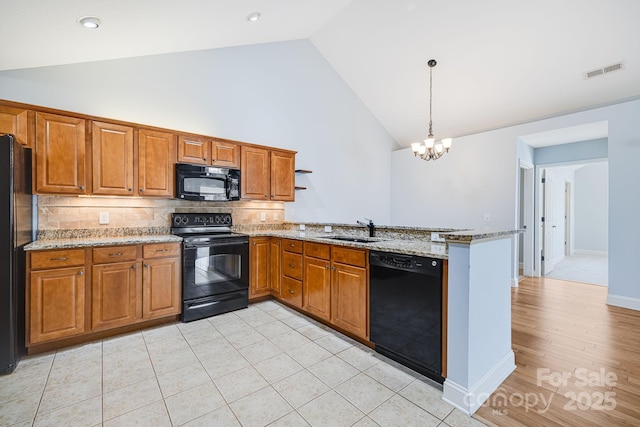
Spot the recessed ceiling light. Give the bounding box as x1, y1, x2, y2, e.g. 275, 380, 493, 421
78, 16, 101, 29
247, 12, 261, 22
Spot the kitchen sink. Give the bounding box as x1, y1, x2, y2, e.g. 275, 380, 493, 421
322, 236, 385, 243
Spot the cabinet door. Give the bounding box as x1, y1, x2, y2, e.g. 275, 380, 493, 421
142, 257, 181, 319
250, 237, 271, 298
212, 139, 240, 168
269, 239, 282, 297
177, 135, 210, 165
0, 105, 30, 147
92, 121, 135, 196
138, 129, 176, 197
35, 112, 88, 194
303, 257, 331, 321
331, 263, 368, 339
241, 146, 270, 200
270, 150, 295, 201
92, 261, 141, 331
29, 267, 86, 344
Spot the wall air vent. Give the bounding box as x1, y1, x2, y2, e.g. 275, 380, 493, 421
585, 62, 624, 79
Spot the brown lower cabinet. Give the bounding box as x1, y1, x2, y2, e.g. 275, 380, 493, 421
252, 238, 369, 341
27, 243, 181, 347
249, 237, 271, 298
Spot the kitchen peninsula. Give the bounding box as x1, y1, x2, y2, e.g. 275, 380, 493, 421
241, 222, 518, 415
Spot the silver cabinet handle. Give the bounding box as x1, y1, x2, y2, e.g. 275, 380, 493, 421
109, 252, 123, 257
131, 265, 136, 270
288, 264, 296, 268
78, 271, 84, 276
79, 185, 85, 190
140, 188, 145, 192
144, 263, 149, 268
50, 257, 68, 261
128, 188, 132, 191
156, 249, 168, 252
331, 266, 336, 271
325, 265, 329, 270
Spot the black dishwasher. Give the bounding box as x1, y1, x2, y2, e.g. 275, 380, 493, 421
369, 251, 444, 384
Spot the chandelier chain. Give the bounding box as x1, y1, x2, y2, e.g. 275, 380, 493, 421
428, 62, 433, 138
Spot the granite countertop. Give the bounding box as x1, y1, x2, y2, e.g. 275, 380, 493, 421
24, 234, 182, 251
24, 224, 518, 258
241, 230, 449, 259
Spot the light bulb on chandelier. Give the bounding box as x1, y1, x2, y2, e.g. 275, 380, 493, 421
411, 59, 452, 161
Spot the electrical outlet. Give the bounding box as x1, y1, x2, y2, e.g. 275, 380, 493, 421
260, 212, 266, 222
324, 225, 332, 233
99, 212, 109, 225
299, 224, 306, 231
484, 213, 491, 221
273, 213, 279, 221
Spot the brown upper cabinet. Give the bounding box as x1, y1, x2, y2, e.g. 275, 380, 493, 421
178, 135, 240, 168
241, 146, 295, 201
35, 112, 89, 195
0, 105, 32, 147
92, 121, 135, 196
3, 99, 296, 200
270, 150, 295, 202
138, 129, 176, 198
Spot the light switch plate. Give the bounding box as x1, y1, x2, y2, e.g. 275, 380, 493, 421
99, 212, 109, 225
299, 224, 306, 231
260, 212, 266, 222
324, 225, 332, 233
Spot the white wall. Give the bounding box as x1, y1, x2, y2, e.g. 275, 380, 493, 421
390, 130, 516, 229
391, 99, 640, 306
0, 40, 398, 225
574, 163, 608, 253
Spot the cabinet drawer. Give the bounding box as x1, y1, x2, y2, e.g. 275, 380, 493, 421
304, 242, 330, 260
332, 246, 367, 267
281, 276, 302, 308
31, 249, 86, 270
143, 243, 180, 259
92, 245, 138, 264
282, 252, 303, 280
282, 239, 303, 254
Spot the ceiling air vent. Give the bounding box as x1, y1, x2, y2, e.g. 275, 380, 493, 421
585, 62, 624, 79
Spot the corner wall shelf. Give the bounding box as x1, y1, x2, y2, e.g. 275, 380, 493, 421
295, 169, 312, 190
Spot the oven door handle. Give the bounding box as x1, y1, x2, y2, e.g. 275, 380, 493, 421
184, 241, 249, 249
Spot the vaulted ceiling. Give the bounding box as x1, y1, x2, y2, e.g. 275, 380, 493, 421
2, 0, 638, 147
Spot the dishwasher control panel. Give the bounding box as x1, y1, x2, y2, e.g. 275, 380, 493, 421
370, 251, 441, 276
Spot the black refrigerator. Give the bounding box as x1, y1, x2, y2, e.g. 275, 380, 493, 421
0, 134, 33, 374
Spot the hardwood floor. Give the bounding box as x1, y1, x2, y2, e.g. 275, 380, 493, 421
474, 276, 640, 427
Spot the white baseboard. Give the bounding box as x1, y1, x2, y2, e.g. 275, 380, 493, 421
574, 249, 608, 256
442, 350, 516, 415
607, 294, 640, 311
551, 254, 565, 265
511, 278, 519, 288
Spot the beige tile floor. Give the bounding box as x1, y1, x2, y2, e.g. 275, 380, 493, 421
0, 301, 486, 427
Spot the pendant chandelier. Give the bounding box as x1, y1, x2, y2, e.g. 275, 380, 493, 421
411, 59, 452, 161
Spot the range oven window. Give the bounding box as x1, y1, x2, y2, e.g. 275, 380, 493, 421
194, 251, 242, 286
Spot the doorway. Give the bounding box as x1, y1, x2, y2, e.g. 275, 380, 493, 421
536, 161, 608, 285
517, 161, 534, 279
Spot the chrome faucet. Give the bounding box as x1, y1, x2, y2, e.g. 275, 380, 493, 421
357, 218, 375, 237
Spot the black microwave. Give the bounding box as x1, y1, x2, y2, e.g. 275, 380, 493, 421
176, 163, 240, 201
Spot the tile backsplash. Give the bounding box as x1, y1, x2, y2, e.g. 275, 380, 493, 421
37, 196, 285, 231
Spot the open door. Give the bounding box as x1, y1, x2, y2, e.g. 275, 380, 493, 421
542, 169, 555, 275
